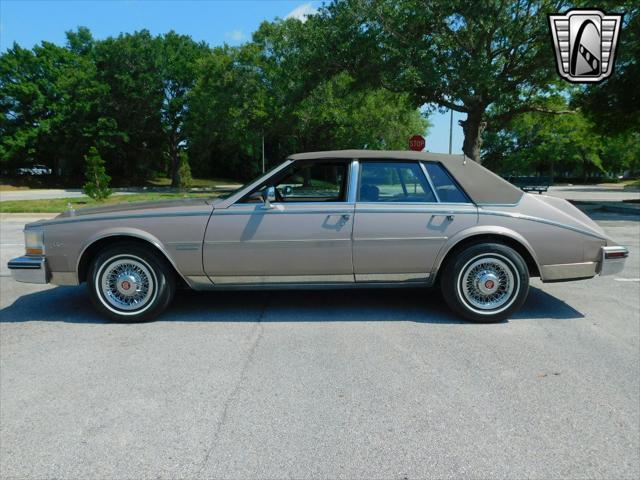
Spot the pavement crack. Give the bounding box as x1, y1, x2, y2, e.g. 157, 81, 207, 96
196, 293, 268, 476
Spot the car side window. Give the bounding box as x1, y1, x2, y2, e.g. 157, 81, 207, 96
358, 162, 436, 203
242, 161, 348, 203
423, 162, 470, 203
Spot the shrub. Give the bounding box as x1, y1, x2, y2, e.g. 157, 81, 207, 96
82, 147, 112, 200
177, 150, 192, 190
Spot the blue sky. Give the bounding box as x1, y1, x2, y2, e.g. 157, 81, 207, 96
0, 0, 464, 154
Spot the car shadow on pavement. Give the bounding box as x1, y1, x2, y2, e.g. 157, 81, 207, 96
0, 284, 583, 324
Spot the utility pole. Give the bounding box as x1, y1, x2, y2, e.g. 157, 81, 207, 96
448, 109, 453, 154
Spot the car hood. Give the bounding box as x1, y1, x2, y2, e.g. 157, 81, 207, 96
54, 197, 215, 218
25, 197, 218, 229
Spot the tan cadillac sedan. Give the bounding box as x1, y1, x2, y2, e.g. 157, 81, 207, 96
8, 150, 629, 322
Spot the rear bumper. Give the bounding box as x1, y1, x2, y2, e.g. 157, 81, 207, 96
7, 255, 49, 284
541, 246, 629, 282
599, 246, 629, 276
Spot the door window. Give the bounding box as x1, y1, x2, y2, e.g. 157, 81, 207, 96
358, 162, 436, 203
277, 161, 347, 202
242, 161, 349, 203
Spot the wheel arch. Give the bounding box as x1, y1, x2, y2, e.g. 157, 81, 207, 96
433, 228, 541, 283
77, 231, 187, 286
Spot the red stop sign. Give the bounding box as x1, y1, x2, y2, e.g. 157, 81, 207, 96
409, 134, 425, 151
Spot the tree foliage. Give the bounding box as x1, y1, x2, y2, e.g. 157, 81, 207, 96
1, 23, 428, 183
186, 20, 429, 180
298, 0, 579, 162
482, 97, 640, 179
1, 1, 637, 183
573, 1, 640, 135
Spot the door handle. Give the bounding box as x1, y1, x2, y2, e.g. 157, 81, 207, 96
431, 214, 454, 221
326, 213, 351, 225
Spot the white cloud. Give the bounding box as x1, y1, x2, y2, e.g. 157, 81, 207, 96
285, 2, 318, 22
226, 29, 247, 43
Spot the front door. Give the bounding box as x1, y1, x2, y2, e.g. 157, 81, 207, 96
203, 159, 355, 284
352, 160, 478, 282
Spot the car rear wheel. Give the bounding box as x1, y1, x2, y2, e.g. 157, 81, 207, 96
88, 243, 175, 322
440, 243, 529, 323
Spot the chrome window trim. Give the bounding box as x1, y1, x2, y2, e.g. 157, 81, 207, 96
213, 204, 353, 215
354, 206, 476, 214
356, 159, 439, 204
347, 159, 359, 204
354, 158, 476, 206
419, 162, 440, 202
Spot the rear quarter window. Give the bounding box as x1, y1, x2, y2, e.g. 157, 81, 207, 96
424, 162, 471, 203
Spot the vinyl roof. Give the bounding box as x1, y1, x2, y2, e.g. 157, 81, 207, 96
289, 149, 459, 162
287, 150, 524, 205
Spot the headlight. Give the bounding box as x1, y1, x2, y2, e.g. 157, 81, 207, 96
25, 229, 44, 255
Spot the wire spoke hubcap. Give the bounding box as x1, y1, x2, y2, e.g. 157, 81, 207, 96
460, 256, 516, 312
100, 258, 155, 311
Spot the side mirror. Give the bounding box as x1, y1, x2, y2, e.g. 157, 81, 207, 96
261, 186, 276, 209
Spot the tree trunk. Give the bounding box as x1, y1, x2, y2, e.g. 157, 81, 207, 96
459, 110, 486, 163
169, 133, 181, 188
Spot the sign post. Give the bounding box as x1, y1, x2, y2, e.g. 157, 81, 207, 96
409, 135, 425, 151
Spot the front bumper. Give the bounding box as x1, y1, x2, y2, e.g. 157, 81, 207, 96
7, 255, 49, 284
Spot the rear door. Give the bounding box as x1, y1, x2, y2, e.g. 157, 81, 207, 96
352, 160, 478, 282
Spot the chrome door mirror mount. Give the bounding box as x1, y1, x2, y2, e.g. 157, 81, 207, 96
261, 186, 276, 209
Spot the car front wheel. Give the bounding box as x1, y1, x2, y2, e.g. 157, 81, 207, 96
440, 243, 529, 323
88, 243, 175, 322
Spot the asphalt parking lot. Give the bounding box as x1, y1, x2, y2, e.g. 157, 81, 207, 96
1, 211, 639, 479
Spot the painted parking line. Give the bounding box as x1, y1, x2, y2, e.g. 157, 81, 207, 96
614, 278, 640, 282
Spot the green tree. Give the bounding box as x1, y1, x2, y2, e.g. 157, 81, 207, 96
94, 30, 165, 182
0, 31, 117, 180
187, 25, 429, 180
304, 0, 580, 162
158, 32, 209, 187
482, 96, 640, 181
82, 147, 112, 200
292, 72, 428, 151
574, 2, 639, 134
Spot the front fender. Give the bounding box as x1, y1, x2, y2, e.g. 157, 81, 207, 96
75, 227, 188, 284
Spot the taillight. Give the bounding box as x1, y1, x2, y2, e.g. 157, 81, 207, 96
605, 250, 628, 259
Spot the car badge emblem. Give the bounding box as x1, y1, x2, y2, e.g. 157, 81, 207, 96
548, 9, 623, 83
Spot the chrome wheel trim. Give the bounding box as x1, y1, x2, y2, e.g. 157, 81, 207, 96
456, 253, 519, 315
95, 255, 157, 315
